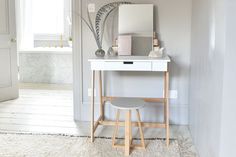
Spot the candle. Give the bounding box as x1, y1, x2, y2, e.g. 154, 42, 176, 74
153, 39, 159, 46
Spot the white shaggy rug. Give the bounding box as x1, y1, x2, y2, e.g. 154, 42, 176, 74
0, 133, 197, 157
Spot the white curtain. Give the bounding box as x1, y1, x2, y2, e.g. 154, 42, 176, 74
16, 0, 34, 50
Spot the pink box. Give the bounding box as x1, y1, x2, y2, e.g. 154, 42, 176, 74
118, 35, 132, 56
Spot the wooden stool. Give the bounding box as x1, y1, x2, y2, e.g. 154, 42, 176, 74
111, 98, 145, 156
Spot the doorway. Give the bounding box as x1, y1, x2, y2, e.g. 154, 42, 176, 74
0, 0, 83, 133
0, 0, 75, 133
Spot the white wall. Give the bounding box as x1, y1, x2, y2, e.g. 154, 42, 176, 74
79, 0, 192, 124
190, 0, 236, 157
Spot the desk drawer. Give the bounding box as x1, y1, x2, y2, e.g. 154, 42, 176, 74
152, 61, 168, 71
91, 61, 152, 71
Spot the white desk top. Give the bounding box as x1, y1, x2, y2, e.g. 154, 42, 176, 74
88, 55, 171, 62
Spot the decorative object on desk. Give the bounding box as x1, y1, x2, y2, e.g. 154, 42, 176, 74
76, 2, 131, 57
149, 32, 164, 57
107, 46, 118, 56
153, 32, 159, 47
149, 47, 165, 58
95, 48, 105, 57
118, 35, 132, 56
107, 38, 118, 56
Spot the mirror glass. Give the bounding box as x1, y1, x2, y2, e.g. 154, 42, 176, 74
118, 4, 154, 56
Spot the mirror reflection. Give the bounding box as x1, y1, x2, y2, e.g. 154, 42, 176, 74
118, 4, 154, 56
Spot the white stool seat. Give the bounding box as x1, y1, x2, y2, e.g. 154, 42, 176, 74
111, 98, 145, 110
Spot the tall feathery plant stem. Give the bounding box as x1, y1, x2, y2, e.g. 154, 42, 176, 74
95, 2, 132, 47
74, 11, 93, 32
74, 2, 132, 51
73, 10, 102, 49
100, 8, 117, 46
86, 9, 102, 49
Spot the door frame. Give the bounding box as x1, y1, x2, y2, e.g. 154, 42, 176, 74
72, 0, 83, 121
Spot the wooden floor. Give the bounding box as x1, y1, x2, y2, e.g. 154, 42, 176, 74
0, 88, 83, 134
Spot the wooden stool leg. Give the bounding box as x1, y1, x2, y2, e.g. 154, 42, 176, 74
136, 109, 145, 149
112, 109, 120, 147
125, 110, 131, 156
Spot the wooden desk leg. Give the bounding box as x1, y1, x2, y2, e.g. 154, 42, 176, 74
125, 110, 131, 156
164, 71, 170, 146
98, 71, 104, 121
91, 70, 95, 142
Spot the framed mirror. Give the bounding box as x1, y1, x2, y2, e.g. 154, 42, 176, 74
118, 4, 154, 56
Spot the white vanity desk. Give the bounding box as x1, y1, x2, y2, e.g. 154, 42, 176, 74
88, 55, 171, 146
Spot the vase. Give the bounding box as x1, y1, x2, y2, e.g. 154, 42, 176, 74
95, 48, 105, 57
107, 46, 118, 57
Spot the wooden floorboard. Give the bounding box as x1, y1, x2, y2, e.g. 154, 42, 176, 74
0, 124, 81, 135
0, 107, 72, 116
0, 102, 72, 107
0, 113, 73, 121
0, 100, 72, 107
0, 118, 80, 128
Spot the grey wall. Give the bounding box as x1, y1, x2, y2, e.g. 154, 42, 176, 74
190, 0, 236, 157
19, 53, 73, 84
219, 1, 236, 156
80, 0, 192, 124
189, 0, 225, 156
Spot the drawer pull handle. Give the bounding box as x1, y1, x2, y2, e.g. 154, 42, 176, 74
123, 61, 133, 64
